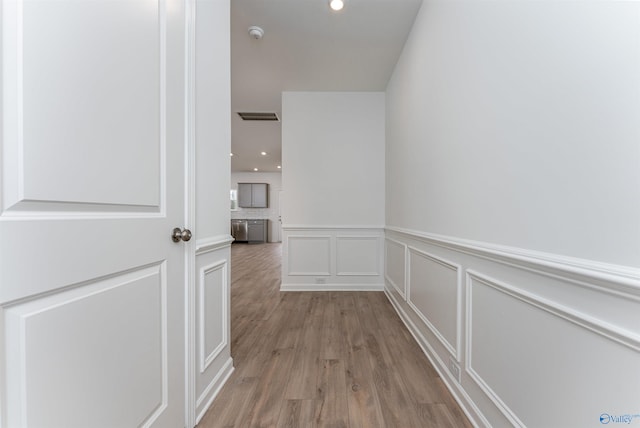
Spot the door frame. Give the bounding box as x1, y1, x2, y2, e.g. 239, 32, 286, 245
184, 0, 197, 426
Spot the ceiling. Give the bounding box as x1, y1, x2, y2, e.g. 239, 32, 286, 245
230, 0, 424, 173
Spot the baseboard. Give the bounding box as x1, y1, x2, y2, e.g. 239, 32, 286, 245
384, 287, 489, 428
195, 357, 235, 424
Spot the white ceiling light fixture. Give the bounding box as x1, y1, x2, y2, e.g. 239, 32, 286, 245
260, 151, 267, 156
329, 0, 344, 11
253, 168, 259, 171
248, 26, 264, 40
277, 165, 282, 169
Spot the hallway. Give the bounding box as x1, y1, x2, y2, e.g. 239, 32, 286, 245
198, 243, 472, 428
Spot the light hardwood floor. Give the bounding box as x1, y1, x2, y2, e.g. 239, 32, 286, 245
197, 243, 473, 428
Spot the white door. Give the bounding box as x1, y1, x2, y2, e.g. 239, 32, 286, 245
1, 1, 187, 427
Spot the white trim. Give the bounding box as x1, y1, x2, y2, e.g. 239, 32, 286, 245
335, 272, 380, 277
1, 0, 24, 212
199, 260, 229, 373
195, 235, 234, 255
286, 235, 332, 276
384, 287, 487, 428
184, 0, 197, 426
195, 357, 234, 422
465, 270, 640, 428
283, 225, 385, 231
466, 270, 640, 355
280, 283, 384, 292
406, 246, 462, 361
384, 238, 407, 299
142, 260, 170, 428
385, 226, 640, 300
463, 272, 526, 428
335, 236, 381, 276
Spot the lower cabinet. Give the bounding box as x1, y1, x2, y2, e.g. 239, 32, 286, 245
247, 219, 268, 243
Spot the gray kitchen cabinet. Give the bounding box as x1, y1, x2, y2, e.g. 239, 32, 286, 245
238, 183, 268, 208
237, 183, 253, 208
247, 219, 268, 243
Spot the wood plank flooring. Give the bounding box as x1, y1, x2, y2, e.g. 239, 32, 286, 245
197, 243, 473, 428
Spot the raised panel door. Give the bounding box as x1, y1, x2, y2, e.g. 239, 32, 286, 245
0, 1, 187, 426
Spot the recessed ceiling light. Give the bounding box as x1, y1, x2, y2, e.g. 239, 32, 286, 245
260, 151, 267, 156
277, 165, 282, 169
329, 0, 344, 11
230, 153, 234, 156
253, 168, 258, 171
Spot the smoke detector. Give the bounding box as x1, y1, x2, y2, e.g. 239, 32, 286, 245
248, 26, 264, 40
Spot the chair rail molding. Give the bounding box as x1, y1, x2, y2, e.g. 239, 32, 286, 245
383, 226, 640, 428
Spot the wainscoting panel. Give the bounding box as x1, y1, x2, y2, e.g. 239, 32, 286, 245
385, 238, 407, 298
287, 235, 332, 276
467, 271, 640, 428
4, 264, 167, 428
408, 247, 461, 360
193, 237, 234, 423
282, 227, 384, 291
336, 236, 381, 276
383, 227, 640, 428
198, 260, 228, 373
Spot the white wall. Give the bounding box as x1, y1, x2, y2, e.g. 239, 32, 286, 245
386, 1, 640, 267
231, 172, 282, 242
281, 92, 386, 290
192, 0, 234, 424
384, 2, 640, 428
282, 92, 385, 227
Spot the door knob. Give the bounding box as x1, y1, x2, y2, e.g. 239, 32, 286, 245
172, 227, 192, 242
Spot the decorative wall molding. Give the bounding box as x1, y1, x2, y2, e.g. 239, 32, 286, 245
283, 225, 385, 231
386, 226, 640, 300
466, 270, 640, 356
464, 270, 640, 427
463, 272, 535, 428
384, 227, 640, 428
198, 260, 229, 374
195, 235, 234, 256
195, 358, 234, 422
407, 246, 462, 361
384, 286, 490, 428
282, 227, 385, 291
384, 238, 407, 299
286, 235, 332, 276
336, 236, 381, 276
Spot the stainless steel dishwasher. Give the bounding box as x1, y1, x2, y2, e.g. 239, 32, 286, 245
230, 219, 248, 242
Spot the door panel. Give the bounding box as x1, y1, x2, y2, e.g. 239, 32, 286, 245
20, 0, 161, 207
3, 0, 162, 210
1, 0, 186, 426
6, 264, 166, 427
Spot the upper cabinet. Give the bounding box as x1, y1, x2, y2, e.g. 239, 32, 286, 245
238, 183, 269, 208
